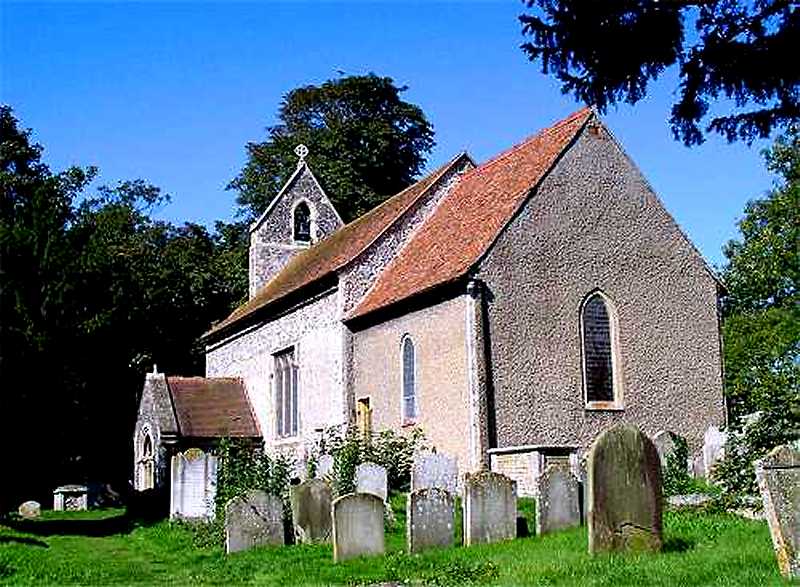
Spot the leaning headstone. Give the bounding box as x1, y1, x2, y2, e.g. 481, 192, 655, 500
170, 448, 218, 520
225, 490, 284, 554
463, 471, 517, 546
411, 452, 458, 494
702, 425, 727, 478
535, 464, 580, 535
316, 454, 334, 479
407, 487, 455, 553
18, 501, 41, 519
290, 478, 332, 543
587, 424, 662, 554
755, 443, 800, 579
332, 493, 385, 562
653, 431, 679, 469
355, 462, 388, 502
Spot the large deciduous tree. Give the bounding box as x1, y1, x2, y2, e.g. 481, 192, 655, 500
519, 0, 799, 145
230, 74, 435, 222
713, 127, 799, 496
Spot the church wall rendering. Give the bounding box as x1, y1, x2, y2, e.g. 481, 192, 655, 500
475, 120, 725, 462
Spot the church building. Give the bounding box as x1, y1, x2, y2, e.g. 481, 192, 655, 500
134, 108, 725, 495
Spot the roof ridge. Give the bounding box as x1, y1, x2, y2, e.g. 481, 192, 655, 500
461, 107, 592, 180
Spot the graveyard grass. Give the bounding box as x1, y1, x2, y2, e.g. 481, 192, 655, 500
0, 496, 788, 586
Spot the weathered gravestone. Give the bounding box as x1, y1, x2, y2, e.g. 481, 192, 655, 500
702, 425, 727, 478
290, 478, 332, 543
652, 430, 680, 469
535, 464, 580, 535
755, 443, 800, 579
53, 485, 88, 511
411, 452, 458, 494
316, 454, 334, 479
18, 501, 41, 519
170, 448, 217, 520
332, 493, 385, 562
463, 471, 517, 546
587, 424, 662, 554
407, 487, 455, 553
355, 462, 388, 502
225, 490, 284, 554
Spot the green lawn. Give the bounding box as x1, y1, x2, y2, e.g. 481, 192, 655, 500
0, 496, 788, 586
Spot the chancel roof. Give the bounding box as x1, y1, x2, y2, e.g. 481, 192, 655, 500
167, 377, 260, 438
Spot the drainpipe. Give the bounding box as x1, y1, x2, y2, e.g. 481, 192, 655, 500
466, 278, 490, 471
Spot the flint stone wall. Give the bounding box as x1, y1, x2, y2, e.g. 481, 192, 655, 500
332, 493, 385, 562
290, 479, 332, 543
535, 464, 581, 535
588, 425, 662, 553
463, 471, 517, 546
225, 490, 284, 553
755, 443, 800, 579
407, 487, 455, 553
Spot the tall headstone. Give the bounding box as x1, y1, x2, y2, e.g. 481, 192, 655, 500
411, 452, 458, 494
587, 424, 662, 554
355, 462, 388, 502
702, 425, 727, 478
290, 478, 332, 543
755, 444, 800, 579
331, 493, 385, 562
652, 431, 679, 469
170, 448, 218, 520
316, 454, 334, 479
535, 464, 581, 535
407, 487, 455, 553
225, 490, 284, 554
463, 471, 517, 546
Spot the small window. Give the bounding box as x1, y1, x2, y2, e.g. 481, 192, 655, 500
401, 336, 417, 422
581, 292, 621, 407
274, 348, 299, 437
293, 202, 312, 243
140, 433, 155, 490
356, 397, 372, 438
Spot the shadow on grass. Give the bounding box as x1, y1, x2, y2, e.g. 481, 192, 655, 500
0, 535, 48, 547
663, 536, 695, 553
4, 512, 163, 538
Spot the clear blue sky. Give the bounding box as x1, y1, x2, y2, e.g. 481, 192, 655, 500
2, 2, 776, 267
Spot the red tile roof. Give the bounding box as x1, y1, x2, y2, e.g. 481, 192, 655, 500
204, 153, 472, 340
167, 377, 260, 438
349, 108, 593, 320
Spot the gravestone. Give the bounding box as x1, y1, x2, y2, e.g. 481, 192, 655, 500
755, 443, 800, 579
355, 462, 388, 502
463, 471, 517, 546
535, 464, 580, 535
407, 487, 455, 553
316, 454, 334, 478
587, 424, 662, 554
53, 485, 88, 511
290, 478, 332, 543
225, 490, 284, 554
18, 501, 40, 519
170, 448, 218, 520
653, 431, 679, 469
702, 425, 727, 478
411, 452, 458, 494
331, 493, 385, 562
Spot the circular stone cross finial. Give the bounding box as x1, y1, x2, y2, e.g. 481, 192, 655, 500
295, 144, 309, 161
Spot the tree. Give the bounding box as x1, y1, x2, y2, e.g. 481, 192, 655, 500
519, 1, 799, 145
713, 127, 799, 496
230, 74, 435, 222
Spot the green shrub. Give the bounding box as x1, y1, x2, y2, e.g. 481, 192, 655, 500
663, 434, 694, 496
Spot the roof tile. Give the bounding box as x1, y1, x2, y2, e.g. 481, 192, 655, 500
167, 377, 260, 438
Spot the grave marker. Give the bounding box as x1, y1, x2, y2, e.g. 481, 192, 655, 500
332, 493, 385, 562
463, 471, 516, 546
411, 452, 458, 494
290, 478, 332, 543
407, 487, 455, 553
355, 462, 388, 502
535, 464, 580, 534
225, 490, 284, 554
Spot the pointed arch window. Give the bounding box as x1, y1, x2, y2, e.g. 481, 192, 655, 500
274, 347, 299, 438
293, 201, 312, 243
581, 292, 622, 408
401, 336, 417, 423
139, 432, 155, 490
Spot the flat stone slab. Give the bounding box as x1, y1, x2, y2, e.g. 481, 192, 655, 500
755, 443, 800, 579
355, 462, 388, 502
535, 464, 580, 535
588, 424, 663, 554
463, 471, 517, 546
407, 487, 455, 553
411, 452, 458, 494
225, 490, 284, 554
332, 493, 385, 562
18, 501, 40, 519
290, 479, 332, 543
